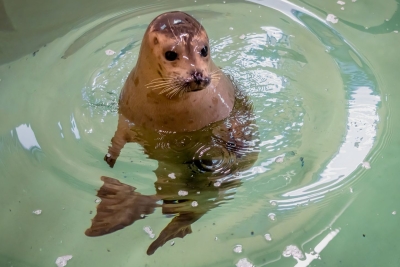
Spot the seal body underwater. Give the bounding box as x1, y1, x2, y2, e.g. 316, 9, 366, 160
86, 11, 259, 255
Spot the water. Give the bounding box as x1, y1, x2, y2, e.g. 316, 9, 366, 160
1, 0, 399, 266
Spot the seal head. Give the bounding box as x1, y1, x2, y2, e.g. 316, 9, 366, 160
119, 11, 235, 132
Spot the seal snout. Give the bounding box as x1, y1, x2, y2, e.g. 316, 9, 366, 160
188, 70, 210, 91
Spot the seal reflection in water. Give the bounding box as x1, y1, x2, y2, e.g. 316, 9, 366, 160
85, 11, 260, 255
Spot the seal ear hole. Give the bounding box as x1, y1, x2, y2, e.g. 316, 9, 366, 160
200, 46, 208, 57
154, 38, 159, 45
165, 51, 178, 61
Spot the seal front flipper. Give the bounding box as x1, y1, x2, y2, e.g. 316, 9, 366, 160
146, 212, 201, 255
104, 113, 136, 168
85, 176, 161, 237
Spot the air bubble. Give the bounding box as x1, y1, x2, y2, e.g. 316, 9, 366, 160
143, 226, 155, 239
264, 233, 272, 241
233, 244, 243, 253
268, 213, 276, 221
178, 190, 188, 196
105, 49, 116, 56
32, 210, 42, 215
236, 258, 253, 267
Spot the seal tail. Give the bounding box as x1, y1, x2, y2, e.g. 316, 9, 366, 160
146, 212, 201, 255
85, 176, 161, 237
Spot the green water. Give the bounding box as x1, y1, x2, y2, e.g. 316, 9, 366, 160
0, 0, 399, 266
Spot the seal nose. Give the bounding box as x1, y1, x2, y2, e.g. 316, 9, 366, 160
192, 71, 210, 86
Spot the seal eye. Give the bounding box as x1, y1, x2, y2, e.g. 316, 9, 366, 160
200, 46, 208, 57
165, 51, 178, 61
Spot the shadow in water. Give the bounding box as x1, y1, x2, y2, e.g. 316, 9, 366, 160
85, 89, 259, 255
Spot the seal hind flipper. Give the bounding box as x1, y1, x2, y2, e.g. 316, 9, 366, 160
146, 212, 201, 255
85, 176, 161, 236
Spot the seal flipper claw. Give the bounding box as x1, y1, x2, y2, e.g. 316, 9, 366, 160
104, 154, 116, 168
146, 212, 200, 255
85, 176, 161, 237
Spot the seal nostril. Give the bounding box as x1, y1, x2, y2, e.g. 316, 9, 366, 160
192, 71, 203, 84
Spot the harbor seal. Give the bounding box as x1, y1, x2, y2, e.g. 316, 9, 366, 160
86, 11, 259, 255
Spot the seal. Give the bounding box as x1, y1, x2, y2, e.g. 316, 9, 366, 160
104, 11, 237, 167
86, 11, 259, 255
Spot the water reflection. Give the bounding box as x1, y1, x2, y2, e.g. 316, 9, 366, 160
248, 0, 380, 208
15, 124, 41, 151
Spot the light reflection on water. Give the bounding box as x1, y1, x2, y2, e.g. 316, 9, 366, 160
249, 0, 380, 210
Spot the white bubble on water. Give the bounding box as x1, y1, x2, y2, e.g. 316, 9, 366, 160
361, 161, 371, 169
268, 213, 276, 221
143, 226, 156, 239
236, 258, 253, 267
264, 233, 272, 241
94, 198, 101, 203
178, 190, 188, 196
392, 211, 397, 215
337, 1, 345, 5
191, 201, 198, 207
282, 245, 304, 259
32, 210, 42, 215
105, 49, 116, 56
168, 173, 176, 179
326, 14, 339, 23
233, 244, 243, 253
55, 255, 72, 267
